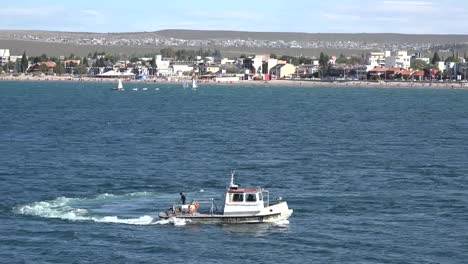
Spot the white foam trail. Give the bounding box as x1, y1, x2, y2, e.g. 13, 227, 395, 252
94, 215, 154, 225
173, 217, 190, 226
154, 217, 191, 226
273, 219, 290, 226
96, 193, 116, 199
15, 193, 157, 226
127, 191, 151, 197
17, 197, 89, 221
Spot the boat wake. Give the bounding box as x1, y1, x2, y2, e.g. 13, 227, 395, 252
273, 220, 290, 226
154, 217, 191, 226
14, 192, 182, 226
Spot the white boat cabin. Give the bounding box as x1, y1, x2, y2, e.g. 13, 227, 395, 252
223, 174, 268, 216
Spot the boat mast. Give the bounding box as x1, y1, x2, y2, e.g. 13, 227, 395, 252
229, 170, 238, 189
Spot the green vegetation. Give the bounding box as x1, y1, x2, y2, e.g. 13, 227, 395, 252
39, 64, 49, 73
278, 55, 312, 66
411, 59, 428, 70
21, 51, 28, 73
445, 53, 460, 63
54, 62, 65, 75
74, 65, 88, 76
319, 52, 329, 68
431, 52, 441, 64
336, 54, 363, 65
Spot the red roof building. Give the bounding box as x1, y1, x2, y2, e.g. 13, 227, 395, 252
28, 61, 57, 72
368, 66, 388, 73
397, 69, 414, 76
64, 59, 81, 66
413, 70, 425, 80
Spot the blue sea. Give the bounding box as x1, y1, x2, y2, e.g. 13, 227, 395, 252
1, 81, 468, 263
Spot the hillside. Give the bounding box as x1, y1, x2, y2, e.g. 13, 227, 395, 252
0, 29, 467, 57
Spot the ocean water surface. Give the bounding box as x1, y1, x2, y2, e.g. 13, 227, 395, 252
1, 81, 467, 263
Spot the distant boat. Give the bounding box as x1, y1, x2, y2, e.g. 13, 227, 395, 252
112, 79, 125, 91
155, 88, 160, 91
142, 88, 148, 91
192, 78, 198, 90
132, 88, 138, 91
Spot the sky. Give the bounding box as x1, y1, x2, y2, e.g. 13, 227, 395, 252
1, 0, 467, 34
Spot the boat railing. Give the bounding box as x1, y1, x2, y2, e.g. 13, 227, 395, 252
171, 198, 220, 215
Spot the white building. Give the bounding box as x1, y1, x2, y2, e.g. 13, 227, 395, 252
172, 63, 194, 74
265, 58, 278, 74
205, 57, 215, 63
385, 51, 412, 69
368, 51, 390, 68
0, 49, 10, 66
155, 55, 172, 76
221, 58, 236, 65
9, 55, 22, 63
252, 55, 264, 76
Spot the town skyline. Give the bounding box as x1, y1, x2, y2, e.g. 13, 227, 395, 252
1, 0, 468, 34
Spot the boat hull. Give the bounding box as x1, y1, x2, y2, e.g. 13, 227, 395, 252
159, 202, 293, 224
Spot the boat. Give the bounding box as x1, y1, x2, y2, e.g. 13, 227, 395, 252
158, 171, 293, 224
112, 79, 125, 90
191, 78, 198, 90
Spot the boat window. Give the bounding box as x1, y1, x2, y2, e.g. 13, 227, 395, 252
246, 193, 256, 202
232, 193, 244, 202
258, 193, 263, 201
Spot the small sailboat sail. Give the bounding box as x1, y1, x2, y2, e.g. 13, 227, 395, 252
112, 79, 125, 90
192, 78, 198, 90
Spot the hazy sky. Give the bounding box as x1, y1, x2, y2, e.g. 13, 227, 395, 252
1, 0, 467, 34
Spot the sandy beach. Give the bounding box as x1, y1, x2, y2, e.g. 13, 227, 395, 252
1, 74, 467, 89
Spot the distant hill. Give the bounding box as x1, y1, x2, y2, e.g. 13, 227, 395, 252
0, 29, 467, 57
155, 29, 468, 43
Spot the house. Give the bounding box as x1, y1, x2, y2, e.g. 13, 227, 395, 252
394, 69, 414, 80
221, 58, 236, 65
205, 64, 220, 74
295, 64, 318, 76
270, 63, 296, 79
240, 55, 267, 76
9, 55, 22, 63
28, 61, 57, 72
413, 70, 425, 81
367, 66, 388, 79
368, 51, 390, 68
155, 55, 172, 76
172, 62, 194, 75
64, 59, 81, 66
262, 58, 279, 75
385, 51, 412, 69
0, 49, 10, 66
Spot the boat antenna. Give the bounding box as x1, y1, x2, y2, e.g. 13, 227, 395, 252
229, 170, 238, 189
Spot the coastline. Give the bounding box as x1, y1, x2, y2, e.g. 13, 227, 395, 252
1, 75, 467, 89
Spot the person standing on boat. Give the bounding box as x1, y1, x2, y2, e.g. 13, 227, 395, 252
180, 192, 186, 205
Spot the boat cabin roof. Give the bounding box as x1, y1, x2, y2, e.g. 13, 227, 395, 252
227, 188, 262, 193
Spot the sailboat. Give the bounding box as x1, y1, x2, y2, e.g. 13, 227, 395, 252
192, 78, 198, 90
112, 79, 125, 91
